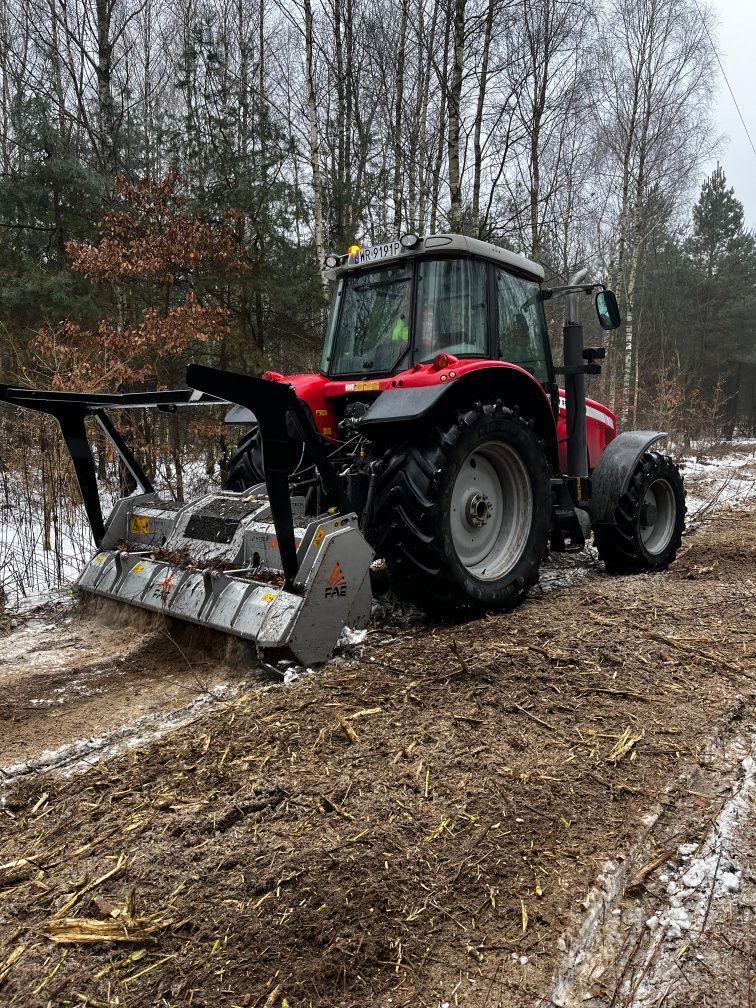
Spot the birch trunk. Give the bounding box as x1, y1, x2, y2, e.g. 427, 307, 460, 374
471, 0, 493, 235
392, 0, 408, 234
430, 11, 451, 233
447, 0, 465, 233
304, 0, 326, 274
95, 0, 117, 174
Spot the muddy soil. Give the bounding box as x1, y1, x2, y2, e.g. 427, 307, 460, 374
0, 500, 753, 1007
0, 600, 260, 783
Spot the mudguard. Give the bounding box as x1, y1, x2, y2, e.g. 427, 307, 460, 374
591, 430, 667, 526
357, 386, 446, 427
356, 369, 559, 467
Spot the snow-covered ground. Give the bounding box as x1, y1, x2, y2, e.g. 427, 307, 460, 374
0, 459, 221, 609
678, 439, 756, 522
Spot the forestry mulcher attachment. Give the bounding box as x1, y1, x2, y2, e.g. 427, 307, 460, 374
0, 234, 685, 665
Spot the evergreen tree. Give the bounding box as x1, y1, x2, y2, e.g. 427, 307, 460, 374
689, 165, 748, 276
0, 100, 104, 358
686, 166, 756, 433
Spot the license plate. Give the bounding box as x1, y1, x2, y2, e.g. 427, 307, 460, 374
359, 240, 402, 265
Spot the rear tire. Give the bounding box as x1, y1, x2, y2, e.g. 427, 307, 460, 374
369, 403, 551, 612
593, 451, 685, 573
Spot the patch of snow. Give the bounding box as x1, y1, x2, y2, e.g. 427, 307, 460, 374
336, 626, 369, 649
678, 441, 756, 524
538, 558, 595, 594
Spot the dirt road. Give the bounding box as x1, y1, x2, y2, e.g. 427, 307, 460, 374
0, 600, 257, 784
0, 488, 754, 1005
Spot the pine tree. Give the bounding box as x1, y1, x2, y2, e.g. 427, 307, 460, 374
686, 166, 756, 433
689, 164, 749, 277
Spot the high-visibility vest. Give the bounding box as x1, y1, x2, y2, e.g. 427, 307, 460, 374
391, 317, 408, 342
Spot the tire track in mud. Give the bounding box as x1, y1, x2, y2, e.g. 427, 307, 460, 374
545, 703, 756, 1007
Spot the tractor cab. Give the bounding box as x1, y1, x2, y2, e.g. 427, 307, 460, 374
320, 234, 551, 386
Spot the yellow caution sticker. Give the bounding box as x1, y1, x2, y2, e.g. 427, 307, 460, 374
315, 409, 328, 417
130, 516, 150, 536
345, 380, 380, 392
260, 591, 277, 603
313, 527, 325, 548
133, 563, 146, 573
94, 553, 107, 564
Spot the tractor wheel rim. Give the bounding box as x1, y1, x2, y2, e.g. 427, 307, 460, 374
640, 478, 676, 554
450, 440, 533, 580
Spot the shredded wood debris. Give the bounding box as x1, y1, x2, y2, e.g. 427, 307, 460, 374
0, 508, 753, 1006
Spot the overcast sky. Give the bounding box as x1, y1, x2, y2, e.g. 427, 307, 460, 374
708, 0, 756, 228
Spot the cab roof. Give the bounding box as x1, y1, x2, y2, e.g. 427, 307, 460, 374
325, 233, 545, 282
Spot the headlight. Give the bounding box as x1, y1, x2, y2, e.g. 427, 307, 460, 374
324, 253, 340, 268
400, 232, 421, 249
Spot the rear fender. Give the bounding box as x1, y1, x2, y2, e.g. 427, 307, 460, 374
591, 430, 667, 526
358, 366, 559, 467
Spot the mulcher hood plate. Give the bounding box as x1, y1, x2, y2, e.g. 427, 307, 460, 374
78, 489, 373, 666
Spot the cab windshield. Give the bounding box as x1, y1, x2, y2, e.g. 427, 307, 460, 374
321, 263, 412, 376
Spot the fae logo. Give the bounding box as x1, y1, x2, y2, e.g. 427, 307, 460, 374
325, 562, 347, 599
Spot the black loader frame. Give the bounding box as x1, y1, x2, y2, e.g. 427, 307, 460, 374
0, 366, 347, 593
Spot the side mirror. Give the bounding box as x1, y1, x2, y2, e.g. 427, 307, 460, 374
596, 290, 621, 330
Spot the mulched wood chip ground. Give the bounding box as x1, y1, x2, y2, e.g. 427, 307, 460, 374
0, 507, 754, 1007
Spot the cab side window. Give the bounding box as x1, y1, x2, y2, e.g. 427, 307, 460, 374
496, 269, 549, 382
414, 258, 488, 361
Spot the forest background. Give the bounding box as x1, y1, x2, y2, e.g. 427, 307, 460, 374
0, 0, 755, 594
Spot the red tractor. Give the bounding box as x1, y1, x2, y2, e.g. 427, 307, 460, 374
0, 232, 685, 663
223, 232, 685, 612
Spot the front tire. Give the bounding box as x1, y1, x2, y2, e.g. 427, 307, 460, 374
224, 426, 308, 493
593, 451, 685, 573
369, 403, 551, 612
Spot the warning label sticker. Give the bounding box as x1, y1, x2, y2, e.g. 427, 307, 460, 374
130, 516, 150, 536
325, 562, 347, 599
